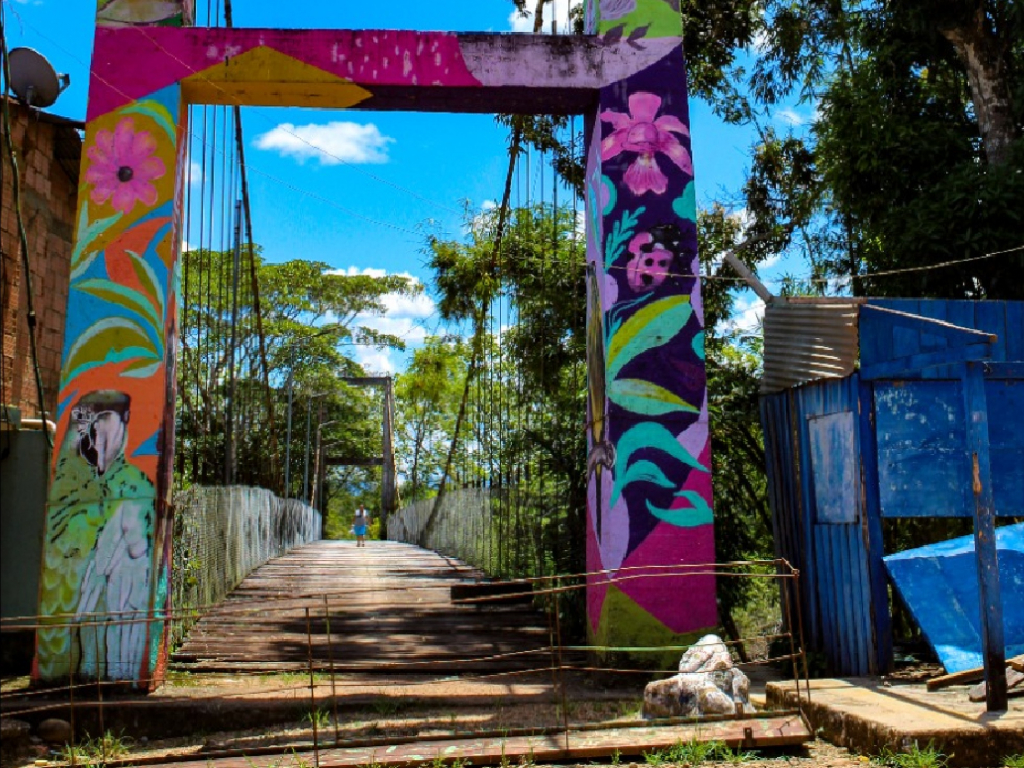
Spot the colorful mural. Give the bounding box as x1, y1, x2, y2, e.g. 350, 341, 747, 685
35, 79, 183, 684
37, 0, 713, 685
584, 0, 717, 647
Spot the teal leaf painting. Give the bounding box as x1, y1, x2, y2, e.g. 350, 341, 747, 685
601, 174, 618, 216
611, 422, 708, 506
606, 295, 691, 379
647, 490, 713, 528
672, 181, 696, 223
75, 279, 162, 332
604, 206, 645, 267
71, 202, 122, 281
62, 317, 161, 384
692, 331, 705, 360
608, 378, 699, 416
121, 99, 177, 141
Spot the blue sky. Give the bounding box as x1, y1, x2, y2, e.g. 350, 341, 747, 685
3, 0, 813, 372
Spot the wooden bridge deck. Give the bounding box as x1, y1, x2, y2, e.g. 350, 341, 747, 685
171, 540, 559, 675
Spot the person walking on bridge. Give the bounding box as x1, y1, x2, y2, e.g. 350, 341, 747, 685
353, 504, 371, 548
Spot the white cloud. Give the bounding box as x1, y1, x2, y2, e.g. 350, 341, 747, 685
508, 0, 576, 33
185, 160, 203, 185
325, 266, 438, 348
354, 347, 397, 375
252, 121, 394, 165
721, 293, 765, 336
774, 108, 808, 127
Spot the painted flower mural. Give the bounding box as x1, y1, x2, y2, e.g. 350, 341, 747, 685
601, 92, 692, 196
85, 117, 166, 214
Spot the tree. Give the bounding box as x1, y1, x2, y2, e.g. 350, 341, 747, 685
175, 245, 420, 496
395, 337, 469, 501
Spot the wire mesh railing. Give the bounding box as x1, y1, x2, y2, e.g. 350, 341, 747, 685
171, 485, 321, 646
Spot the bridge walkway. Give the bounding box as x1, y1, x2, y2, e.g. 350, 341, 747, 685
171, 540, 557, 675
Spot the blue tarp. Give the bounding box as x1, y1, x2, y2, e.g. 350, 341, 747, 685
884, 522, 1024, 673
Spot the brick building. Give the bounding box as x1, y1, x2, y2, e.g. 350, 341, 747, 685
1, 96, 81, 421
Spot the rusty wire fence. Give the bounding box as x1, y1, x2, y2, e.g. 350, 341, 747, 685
0, 556, 810, 767
171, 485, 322, 645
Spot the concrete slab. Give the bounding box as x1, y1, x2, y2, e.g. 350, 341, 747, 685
767, 678, 1023, 767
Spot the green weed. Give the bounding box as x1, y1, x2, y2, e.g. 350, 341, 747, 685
429, 754, 471, 768
303, 706, 331, 729
1001, 756, 1024, 768
62, 730, 132, 766
372, 694, 404, 716
643, 738, 756, 766
873, 741, 950, 768
609, 749, 622, 766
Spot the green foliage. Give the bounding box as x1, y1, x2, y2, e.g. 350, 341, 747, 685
62, 730, 132, 766
416, 201, 588, 631
872, 741, 950, 768
1003, 755, 1024, 768
176, 244, 416, 503
303, 706, 331, 729
643, 737, 757, 766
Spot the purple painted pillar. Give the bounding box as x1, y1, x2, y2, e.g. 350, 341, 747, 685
584, 0, 716, 650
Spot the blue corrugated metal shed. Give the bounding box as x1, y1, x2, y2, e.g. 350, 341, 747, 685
760, 299, 1024, 680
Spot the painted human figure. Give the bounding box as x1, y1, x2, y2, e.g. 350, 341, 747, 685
36, 391, 155, 680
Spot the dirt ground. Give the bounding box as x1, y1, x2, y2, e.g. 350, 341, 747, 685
3, 669, 1017, 768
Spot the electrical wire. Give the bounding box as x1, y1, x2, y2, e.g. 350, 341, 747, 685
0, 6, 52, 448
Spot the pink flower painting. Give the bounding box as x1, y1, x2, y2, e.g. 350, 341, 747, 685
86, 118, 166, 214
601, 92, 692, 196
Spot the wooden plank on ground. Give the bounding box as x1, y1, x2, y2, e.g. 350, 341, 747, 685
109, 715, 811, 768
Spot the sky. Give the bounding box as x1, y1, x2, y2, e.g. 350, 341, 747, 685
2, 0, 814, 373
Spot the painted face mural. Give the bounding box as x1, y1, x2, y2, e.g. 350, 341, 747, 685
37, 391, 156, 681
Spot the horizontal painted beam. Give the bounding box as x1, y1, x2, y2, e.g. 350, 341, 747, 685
860, 342, 992, 380
861, 304, 997, 347
89, 26, 682, 118
339, 376, 391, 386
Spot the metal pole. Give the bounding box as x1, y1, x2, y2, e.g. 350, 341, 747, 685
323, 595, 340, 745
305, 607, 320, 768
303, 396, 312, 503
961, 361, 1007, 711
284, 348, 295, 499
225, 199, 242, 485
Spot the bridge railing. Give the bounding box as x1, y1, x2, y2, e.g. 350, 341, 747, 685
171, 485, 321, 645
389, 488, 545, 580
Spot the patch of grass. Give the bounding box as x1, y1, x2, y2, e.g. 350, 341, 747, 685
372, 695, 405, 717
62, 730, 133, 766
303, 706, 331, 729
617, 698, 643, 719
429, 755, 471, 768
1001, 756, 1024, 768
873, 741, 950, 768
609, 748, 622, 766
644, 738, 757, 766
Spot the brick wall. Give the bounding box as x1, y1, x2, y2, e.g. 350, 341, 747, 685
1, 98, 80, 421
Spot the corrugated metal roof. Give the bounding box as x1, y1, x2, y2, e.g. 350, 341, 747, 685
761, 299, 864, 393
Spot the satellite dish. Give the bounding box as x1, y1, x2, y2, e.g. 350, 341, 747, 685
7, 48, 70, 108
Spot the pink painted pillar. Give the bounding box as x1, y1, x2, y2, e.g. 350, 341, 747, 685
34, 2, 192, 686
583, 0, 716, 649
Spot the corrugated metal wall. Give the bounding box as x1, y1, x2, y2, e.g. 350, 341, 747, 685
760, 298, 1024, 676
762, 375, 879, 675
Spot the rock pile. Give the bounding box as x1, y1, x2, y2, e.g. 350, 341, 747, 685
642, 634, 754, 719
